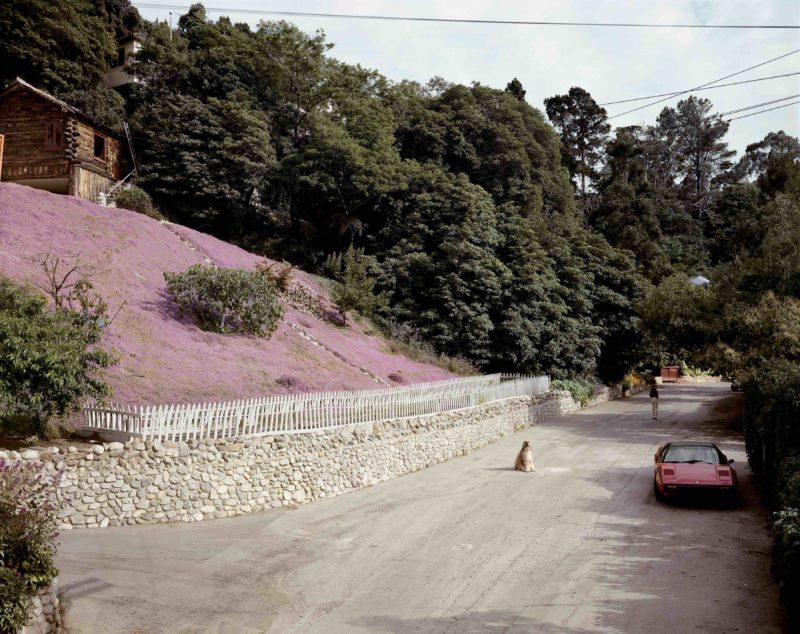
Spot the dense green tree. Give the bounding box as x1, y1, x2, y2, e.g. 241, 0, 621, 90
655, 97, 735, 204
0, 276, 113, 438
374, 167, 508, 366
505, 78, 526, 102
133, 94, 276, 238
544, 87, 611, 199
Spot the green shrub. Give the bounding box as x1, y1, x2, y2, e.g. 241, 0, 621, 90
551, 378, 595, 406
325, 246, 386, 326
256, 260, 294, 293
0, 275, 113, 438
679, 361, 713, 377
0, 567, 29, 632
164, 265, 283, 337
0, 460, 61, 633
773, 508, 800, 625
114, 185, 161, 219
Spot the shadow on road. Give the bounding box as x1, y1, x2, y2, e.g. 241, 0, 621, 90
351, 609, 596, 633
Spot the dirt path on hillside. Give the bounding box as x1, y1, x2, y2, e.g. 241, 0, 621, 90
56, 383, 785, 633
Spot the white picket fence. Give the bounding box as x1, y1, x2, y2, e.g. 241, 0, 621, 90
83, 373, 549, 441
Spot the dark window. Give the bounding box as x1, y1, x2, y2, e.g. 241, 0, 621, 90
93, 134, 106, 160
45, 122, 64, 150
116, 47, 126, 67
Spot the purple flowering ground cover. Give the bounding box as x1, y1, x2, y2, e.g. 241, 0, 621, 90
0, 184, 454, 405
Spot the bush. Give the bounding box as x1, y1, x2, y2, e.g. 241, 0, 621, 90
325, 246, 386, 326
0, 275, 113, 438
773, 509, 800, 625
256, 260, 294, 293
551, 378, 595, 406
164, 265, 283, 337
114, 185, 161, 219
0, 460, 61, 633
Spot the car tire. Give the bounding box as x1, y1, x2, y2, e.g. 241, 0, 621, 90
654, 481, 666, 502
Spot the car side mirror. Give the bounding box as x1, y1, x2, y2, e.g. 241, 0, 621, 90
728, 458, 734, 465
654, 453, 660, 464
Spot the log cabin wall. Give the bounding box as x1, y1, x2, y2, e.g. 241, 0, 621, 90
0, 88, 70, 193
67, 118, 123, 201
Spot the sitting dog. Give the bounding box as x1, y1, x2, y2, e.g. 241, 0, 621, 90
514, 441, 536, 472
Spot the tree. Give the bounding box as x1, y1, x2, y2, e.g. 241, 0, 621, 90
325, 245, 385, 325
374, 167, 508, 366
0, 276, 113, 437
505, 78, 526, 101
133, 94, 276, 238
737, 131, 800, 200
544, 87, 611, 199
656, 97, 735, 208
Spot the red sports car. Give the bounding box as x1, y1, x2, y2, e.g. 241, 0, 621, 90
653, 441, 738, 503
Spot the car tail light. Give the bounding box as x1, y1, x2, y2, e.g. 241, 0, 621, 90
718, 469, 731, 479
662, 468, 675, 477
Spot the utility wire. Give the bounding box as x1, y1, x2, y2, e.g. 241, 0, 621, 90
608, 48, 800, 120
720, 94, 800, 116
132, 3, 800, 29
599, 72, 800, 105
726, 99, 800, 121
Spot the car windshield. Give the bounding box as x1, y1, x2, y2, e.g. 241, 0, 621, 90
663, 445, 721, 464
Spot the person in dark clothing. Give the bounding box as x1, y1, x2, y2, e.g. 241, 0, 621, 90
650, 384, 659, 419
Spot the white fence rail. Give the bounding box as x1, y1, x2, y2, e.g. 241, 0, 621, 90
83, 373, 549, 441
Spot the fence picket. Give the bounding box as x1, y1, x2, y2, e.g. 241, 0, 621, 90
83, 374, 549, 442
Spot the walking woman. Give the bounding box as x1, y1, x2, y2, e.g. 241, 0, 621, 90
650, 383, 659, 419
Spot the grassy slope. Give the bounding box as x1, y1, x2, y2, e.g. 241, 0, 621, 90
0, 184, 455, 404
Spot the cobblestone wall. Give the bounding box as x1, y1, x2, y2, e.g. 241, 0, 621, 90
19, 580, 61, 634
0, 386, 626, 530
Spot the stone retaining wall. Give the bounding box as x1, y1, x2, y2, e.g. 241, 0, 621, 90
19, 580, 61, 634
0, 386, 626, 530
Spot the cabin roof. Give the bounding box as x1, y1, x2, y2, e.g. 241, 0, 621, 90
0, 78, 123, 138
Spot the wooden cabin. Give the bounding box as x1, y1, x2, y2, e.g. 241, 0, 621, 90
0, 79, 126, 202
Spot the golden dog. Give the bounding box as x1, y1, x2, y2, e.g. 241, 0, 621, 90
514, 440, 536, 472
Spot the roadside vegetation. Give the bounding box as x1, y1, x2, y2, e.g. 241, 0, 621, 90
0, 460, 62, 633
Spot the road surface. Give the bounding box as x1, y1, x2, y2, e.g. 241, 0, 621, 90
56, 383, 785, 633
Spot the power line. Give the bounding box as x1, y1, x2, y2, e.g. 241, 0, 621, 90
720, 93, 800, 116
726, 99, 800, 121
132, 3, 800, 29
599, 71, 800, 105
608, 48, 800, 120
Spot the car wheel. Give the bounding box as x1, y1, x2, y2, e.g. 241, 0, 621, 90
654, 481, 666, 502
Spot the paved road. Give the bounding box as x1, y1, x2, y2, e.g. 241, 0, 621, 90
56, 384, 785, 633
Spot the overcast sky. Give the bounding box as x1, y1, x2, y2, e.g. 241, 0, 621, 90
135, 0, 800, 155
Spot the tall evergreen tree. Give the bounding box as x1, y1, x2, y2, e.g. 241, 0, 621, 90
505, 78, 526, 102
544, 87, 611, 199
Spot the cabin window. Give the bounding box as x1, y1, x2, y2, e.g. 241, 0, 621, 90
116, 47, 126, 67
45, 122, 64, 150
93, 134, 106, 160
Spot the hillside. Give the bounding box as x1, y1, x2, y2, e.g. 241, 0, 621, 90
0, 184, 456, 404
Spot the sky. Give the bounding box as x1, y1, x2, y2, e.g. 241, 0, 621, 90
133, 0, 800, 155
